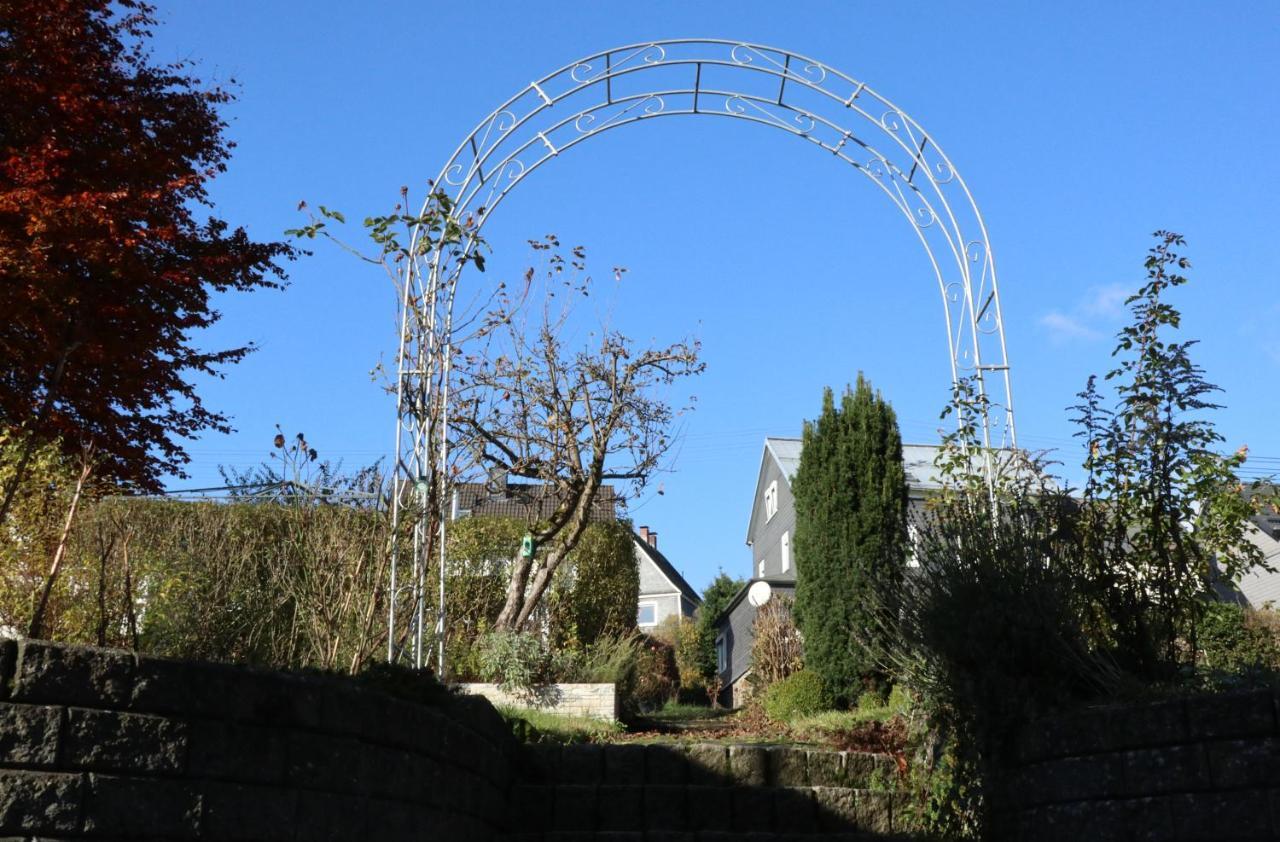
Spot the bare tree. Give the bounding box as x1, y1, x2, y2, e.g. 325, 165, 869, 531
455, 239, 704, 631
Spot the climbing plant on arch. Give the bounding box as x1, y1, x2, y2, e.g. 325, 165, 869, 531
387, 39, 1018, 668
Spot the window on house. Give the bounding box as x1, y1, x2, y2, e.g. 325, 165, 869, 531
637, 601, 657, 627
781, 531, 791, 573
764, 480, 778, 521
757, 557, 765, 578
716, 635, 726, 673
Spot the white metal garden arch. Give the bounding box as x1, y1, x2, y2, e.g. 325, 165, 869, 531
388, 40, 1017, 669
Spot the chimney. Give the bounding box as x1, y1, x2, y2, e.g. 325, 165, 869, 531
648, 530, 658, 549
638, 526, 650, 545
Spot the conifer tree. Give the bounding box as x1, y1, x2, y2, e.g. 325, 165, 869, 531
793, 374, 908, 704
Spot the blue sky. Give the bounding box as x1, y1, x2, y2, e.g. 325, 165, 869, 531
150, 1, 1280, 593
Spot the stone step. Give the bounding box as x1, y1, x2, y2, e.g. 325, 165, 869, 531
499, 829, 890, 834
521, 744, 897, 790
507, 784, 904, 836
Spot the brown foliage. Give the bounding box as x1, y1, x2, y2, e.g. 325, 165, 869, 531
0, 1, 293, 489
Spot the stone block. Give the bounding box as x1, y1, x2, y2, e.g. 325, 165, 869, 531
1187, 689, 1277, 740
200, 780, 296, 842
1026, 754, 1123, 803
83, 773, 201, 838
604, 744, 646, 784
63, 707, 187, 774
646, 743, 687, 784
643, 785, 687, 831
362, 798, 425, 839
0, 640, 15, 699
187, 720, 287, 783
1203, 737, 1274, 788
643, 833, 695, 842
686, 744, 728, 785
731, 786, 773, 832
287, 732, 365, 792
524, 743, 561, 782
12, 640, 133, 708
773, 786, 816, 832
0, 770, 82, 833
766, 746, 807, 786
0, 704, 60, 766
1104, 698, 1188, 749
1120, 796, 1175, 842
293, 789, 366, 842
854, 791, 892, 834
554, 784, 596, 832
813, 786, 858, 832
597, 784, 644, 831
1121, 744, 1209, 794
1168, 790, 1273, 840
559, 744, 603, 784
727, 745, 767, 786
131, 655, 233, 717
508, 784, 554, 831
805, 750, 843, 787
359, 742, 424, 802
685, 784, 732, 831
843, 751, 895, 788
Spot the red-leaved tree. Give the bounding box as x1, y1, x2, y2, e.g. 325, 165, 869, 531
0, 0, 294, 513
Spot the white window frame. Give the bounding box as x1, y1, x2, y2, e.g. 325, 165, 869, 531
715, 634, 727, 673
637, 600, 658, 628
757, 557, 766, 578
781, 531, 791, 573
764, 480, 778, 521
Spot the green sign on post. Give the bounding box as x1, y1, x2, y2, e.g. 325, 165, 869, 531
520, 534, 535, 558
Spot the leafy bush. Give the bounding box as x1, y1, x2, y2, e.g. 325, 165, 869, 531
475, 631, 557, 695
628, 634, 679, 714
1197, 602, 1280, 687
763, 669, 826, 722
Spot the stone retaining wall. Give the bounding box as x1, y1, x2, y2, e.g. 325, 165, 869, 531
0, 639, 516, 841
995, 687, 1280, 841
502, 742, 912, 839
456, 683, 618, 721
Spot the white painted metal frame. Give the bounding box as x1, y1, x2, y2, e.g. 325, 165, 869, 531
388, 39, 1017, 669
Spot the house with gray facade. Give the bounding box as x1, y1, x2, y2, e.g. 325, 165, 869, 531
713, 437, 945, 707
633, 525, 700, 630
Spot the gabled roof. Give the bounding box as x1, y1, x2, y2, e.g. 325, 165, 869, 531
712, 576, 797, 629
632, 532, 701, 605
451, 480, 618, 523
765, 437, 803, 484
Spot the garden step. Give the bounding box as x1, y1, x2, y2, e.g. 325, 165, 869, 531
499, 829, 890, 834
508, 784, 901, 836
522, 743, 898, 789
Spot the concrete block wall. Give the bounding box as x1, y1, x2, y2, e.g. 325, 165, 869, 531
995, 688, 1280, 841
0, 639, 516, 841
502, 742, 912, 839
457, 683, 618, 721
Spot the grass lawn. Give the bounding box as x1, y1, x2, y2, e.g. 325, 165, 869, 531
497, 705, 624, 744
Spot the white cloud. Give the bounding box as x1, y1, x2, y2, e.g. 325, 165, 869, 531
1081, 284, 1130, 318
1038, 311, 1102, 343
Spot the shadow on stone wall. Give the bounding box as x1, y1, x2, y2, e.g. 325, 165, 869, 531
503, 740, 927, 840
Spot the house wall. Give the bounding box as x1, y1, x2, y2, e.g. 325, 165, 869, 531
1238, 524, 1280, 608
636, 592, 684, 630
747, 457, 798, 583
716, 583, 796, 706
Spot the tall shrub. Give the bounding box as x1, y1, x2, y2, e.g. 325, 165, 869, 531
1072, 232, 1266, 676
792, 374, 908, 704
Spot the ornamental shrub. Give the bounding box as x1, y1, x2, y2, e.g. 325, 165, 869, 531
763, 668, 826, 722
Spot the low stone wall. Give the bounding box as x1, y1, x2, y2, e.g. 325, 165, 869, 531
995, 687, 1280, 840
0, 639, 516, 840
456, 682, 617, 721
